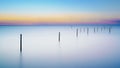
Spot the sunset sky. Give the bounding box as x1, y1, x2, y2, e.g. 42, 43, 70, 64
0, 0, 120, 25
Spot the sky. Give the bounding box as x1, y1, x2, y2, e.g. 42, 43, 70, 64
0, 0, 120, 25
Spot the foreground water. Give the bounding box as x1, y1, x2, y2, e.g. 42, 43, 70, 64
0, 25, 120, 68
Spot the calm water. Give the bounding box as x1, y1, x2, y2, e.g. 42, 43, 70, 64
0, 25, 120, 68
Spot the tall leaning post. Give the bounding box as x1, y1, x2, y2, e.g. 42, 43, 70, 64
20, 34, 22, 53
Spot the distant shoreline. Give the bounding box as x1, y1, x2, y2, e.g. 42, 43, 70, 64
0, 24, 120, 26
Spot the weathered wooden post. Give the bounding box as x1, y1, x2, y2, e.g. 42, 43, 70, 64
20, 34, 22, 52
108, 27, 111, 33
58, 32, 60, 42
76, 28, 78, 37
101, 27, 103, 31
94, 27, 96, 33
87, 28, 89, 35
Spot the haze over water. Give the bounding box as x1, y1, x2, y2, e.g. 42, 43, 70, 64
0, 25, 120, 68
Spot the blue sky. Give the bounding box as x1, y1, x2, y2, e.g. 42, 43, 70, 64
0, 0, 120, 14
0, 0, 120, 24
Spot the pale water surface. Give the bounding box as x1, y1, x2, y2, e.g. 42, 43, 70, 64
0, 25, 120, 68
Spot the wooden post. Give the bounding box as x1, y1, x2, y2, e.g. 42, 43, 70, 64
101, 27, 103, 31
76, 28, 78, 37
108, 27, 111, 33
94, 27, 96, 33
20, 34, 22, 52
87, 28, 89, 35
58, 32, 60, 42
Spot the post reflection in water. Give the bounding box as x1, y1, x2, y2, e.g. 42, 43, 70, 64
19, 52, 22, 68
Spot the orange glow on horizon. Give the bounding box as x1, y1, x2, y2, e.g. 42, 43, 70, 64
0, 13, 120, 24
